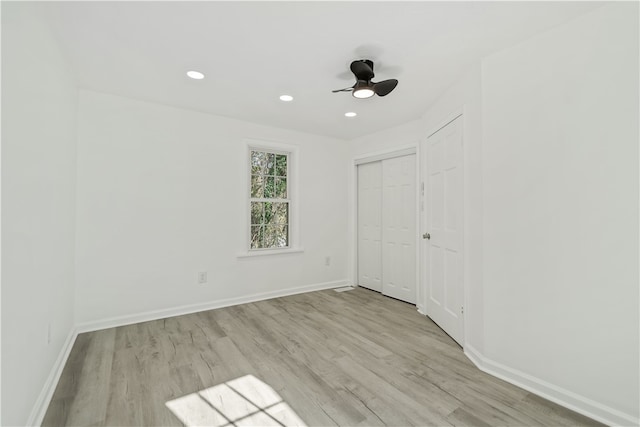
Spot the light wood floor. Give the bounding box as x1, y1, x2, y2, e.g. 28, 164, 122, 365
43, 287, 602, 427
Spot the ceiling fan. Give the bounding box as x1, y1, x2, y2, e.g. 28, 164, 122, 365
332, 59, 398, 99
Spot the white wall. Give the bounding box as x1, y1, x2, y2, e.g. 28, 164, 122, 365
350, 120, 425, 158
482, 4, 638, 422
75, 90, 349, 325
1, 3, 78, 425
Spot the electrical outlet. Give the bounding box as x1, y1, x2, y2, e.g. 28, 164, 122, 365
325, 256, 331, 266
198, 271, 208, 284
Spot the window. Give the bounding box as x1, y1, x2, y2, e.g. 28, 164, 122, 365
249, 149, 289, 250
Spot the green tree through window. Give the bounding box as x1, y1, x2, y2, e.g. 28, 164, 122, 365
250, 150, 289, 249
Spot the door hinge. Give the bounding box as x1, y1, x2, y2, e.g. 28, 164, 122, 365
461, 306, 464, 314
421, 182, 425, 195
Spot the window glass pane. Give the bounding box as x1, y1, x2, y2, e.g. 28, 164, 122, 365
263, 225, 277, 248
250, 202, 263, 225
251, 151, 266, 175
264, 176, 275, 198
275, 178, 287, 199
263, 201, 274, 224
250, 225, 263, 249
274, 203, 288, 224
250, 175, 264, 198
266, 153, 275, 176
275, 155, 287, 177
276, 225, 288, 247
258, 235, 269, 249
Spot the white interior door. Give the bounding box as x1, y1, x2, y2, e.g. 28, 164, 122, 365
382, 155, 416, 304
423, 116, 464, 345
357, 162, 382, 292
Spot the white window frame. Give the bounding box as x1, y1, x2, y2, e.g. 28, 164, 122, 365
238, 139, 302, 258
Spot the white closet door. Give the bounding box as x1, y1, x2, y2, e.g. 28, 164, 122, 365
424, 116, 464, 345
357, 162, 382, 292
382, 155, 417, 304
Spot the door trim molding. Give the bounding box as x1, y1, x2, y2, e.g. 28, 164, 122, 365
354, 146, 416, 165
426, 110, 464, 138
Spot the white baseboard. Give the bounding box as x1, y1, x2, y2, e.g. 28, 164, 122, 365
76, 279, 348, 333
26, 326, 79, 427
464, 345, 638, 427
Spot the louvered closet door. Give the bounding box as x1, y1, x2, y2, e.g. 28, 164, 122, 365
357, 161, 382, 292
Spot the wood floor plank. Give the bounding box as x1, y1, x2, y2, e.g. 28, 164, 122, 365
209, 306, 341, 426
103, 347, 144, 426
446, 407, 493, 427
333, 355, 453, 426
42, 287, 604, 427
66, 328, 116, 426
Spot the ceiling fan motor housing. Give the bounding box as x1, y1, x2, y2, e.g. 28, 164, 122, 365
332, 59, 398, 98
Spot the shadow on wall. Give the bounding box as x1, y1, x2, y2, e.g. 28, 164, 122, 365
166, 374, 307, 426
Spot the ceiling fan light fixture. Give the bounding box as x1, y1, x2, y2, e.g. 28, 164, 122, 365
353, 88, 374, 99
352, 80, 375, 99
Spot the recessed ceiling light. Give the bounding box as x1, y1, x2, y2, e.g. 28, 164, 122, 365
345, 112, 357, 118
279, 95, 294, 102
186, 70, 205, 80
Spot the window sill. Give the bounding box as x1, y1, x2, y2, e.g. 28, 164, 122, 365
237, 247, 305, 259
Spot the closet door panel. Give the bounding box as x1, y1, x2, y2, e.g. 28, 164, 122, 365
357, 162, 382, 292
382, 155, 417, 303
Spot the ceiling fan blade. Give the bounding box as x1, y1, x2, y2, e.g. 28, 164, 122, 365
350, 60, 374, 81
373, 79, 398, 97
332, 86, 354, 93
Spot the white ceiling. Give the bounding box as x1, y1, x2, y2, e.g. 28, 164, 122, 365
43, 1, 603, 140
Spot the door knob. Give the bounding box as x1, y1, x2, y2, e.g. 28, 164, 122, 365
423, 232, 431, 240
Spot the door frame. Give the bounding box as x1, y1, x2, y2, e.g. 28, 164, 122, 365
351, 145, 420, 303
420, 106, 468, 346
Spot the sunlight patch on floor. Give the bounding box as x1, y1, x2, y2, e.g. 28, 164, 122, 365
166, 374, 307, 427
